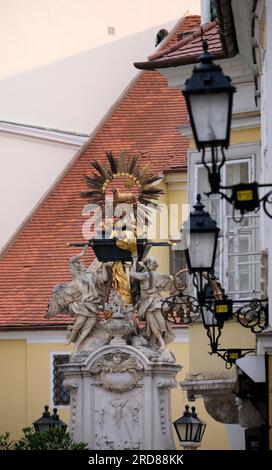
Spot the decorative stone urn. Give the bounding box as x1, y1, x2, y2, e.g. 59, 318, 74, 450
104, 312, 134, 346
103, 294, 135, 346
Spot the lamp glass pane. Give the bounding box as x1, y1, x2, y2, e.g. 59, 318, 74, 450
188, 232, 216, 270
176, 422, 189, 441
195, 423, 205, 442
36, 423, 50, 433
202, 306, 217, 327
190, 92, 229, 144
191, 423, 200, 441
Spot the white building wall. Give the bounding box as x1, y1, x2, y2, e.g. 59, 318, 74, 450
0, 0, 200, 133
0, 133, 78, 249
265, 0, 272, 327
0, 0, 200, 80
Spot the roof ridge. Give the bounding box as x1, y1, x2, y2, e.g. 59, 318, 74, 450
148, 19, 218, 62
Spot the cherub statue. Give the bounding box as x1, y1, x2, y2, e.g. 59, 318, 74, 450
46, 246, 112, 351
130, 257, 175, 352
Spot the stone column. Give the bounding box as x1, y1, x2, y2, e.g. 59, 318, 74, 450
62, 345, 181, 450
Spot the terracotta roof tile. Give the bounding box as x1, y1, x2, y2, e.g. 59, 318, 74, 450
134, 17, 227, 70
155, 14, 201, 53
0, 66, 188, 328
149, 20, 219, 61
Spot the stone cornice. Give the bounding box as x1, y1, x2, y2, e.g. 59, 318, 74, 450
159, 54, 256, 90
181, 376, 239, 424
0, 120, 89, 147
181, 376, 236, 395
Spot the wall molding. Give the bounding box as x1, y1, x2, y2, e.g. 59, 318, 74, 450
0, 327, 189, 343
0, 330, 68, 343
0, 121, 89, 147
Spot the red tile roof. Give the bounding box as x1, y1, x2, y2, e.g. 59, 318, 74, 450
156, 14, 201, 52
134, 18, 227, 70
0, 66, 189, 328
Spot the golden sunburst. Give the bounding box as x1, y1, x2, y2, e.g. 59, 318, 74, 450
81, 151, 164, 209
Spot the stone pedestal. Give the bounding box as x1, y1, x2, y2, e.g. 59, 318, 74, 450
62, 345, 180, 450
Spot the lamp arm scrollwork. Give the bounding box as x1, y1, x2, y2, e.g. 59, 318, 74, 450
201, 146, 272, 222
233, 298, 268, 333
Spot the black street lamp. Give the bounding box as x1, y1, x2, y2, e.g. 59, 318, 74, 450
201, 280, 225, 354
182, 194, 219, 305
182, 40, 236, 194
182, 194, 219, 274
201, 280, 255, 367
161, 275, 262, 367
203, 279, 234, 322
182, 41, 235, 151
33, 405, 67, 433
173, 405, 206, 450
182, 41, 272, 221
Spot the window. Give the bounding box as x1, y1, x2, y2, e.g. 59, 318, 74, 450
191, 148, 260, 300
170, 246, 186, 275
107, 26, 115, 35
210, 0, 218, 21
52, 354, 70, 406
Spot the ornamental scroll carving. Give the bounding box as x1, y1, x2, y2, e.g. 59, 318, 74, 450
63, 378, 79, 433
91, 349, 144, 392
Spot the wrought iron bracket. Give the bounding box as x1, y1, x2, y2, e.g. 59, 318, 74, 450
201, 147, 272, 222
233, 298, 268, 333
209, 348, 255, 369
161, 293, 201, 325
162, 291, 268, 333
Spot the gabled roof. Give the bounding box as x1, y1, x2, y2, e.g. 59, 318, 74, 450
156, 14, 201, 52
134, 6, 237, 71
0, 43, 190, 329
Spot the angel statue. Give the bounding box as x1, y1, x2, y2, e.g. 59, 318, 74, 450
130, 257, 175, 356
46, 245, 112, 351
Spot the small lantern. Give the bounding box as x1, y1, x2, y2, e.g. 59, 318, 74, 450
173, 405, 206, 450
214, 299, 233, 321
182, 41, 236, 151
231, 182, 260, 213
33, 405, 67, 433
201, 281, 225, 354
225, 349, 242, 365
182, 194, 220, 273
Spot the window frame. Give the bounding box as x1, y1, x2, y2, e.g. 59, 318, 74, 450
169, 245, 187, 276
189, 142, 261, 300
49, 351, 71, 409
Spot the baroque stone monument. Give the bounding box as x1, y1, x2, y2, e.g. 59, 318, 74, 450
45, 153, 181, 449
63, 345, 179, 450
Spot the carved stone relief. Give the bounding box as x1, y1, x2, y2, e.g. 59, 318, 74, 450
91, 349, 144, 392
93, 388, 142, 450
